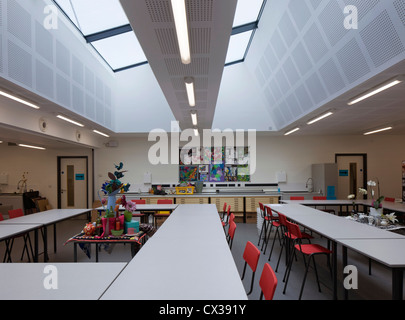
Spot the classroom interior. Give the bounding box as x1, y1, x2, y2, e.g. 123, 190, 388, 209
1, 0, 405, 301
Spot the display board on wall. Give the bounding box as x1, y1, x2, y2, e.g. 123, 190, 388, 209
179, 147, 250, 182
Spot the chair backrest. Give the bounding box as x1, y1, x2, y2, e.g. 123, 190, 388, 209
385, 197, 395, 202
277, 213, 288, 227
0, 213, 4, 221
286, 220, 302, 239
228, 221, 236, 240
290, 196, 304, 200
227, 205, 231, 217
131, 199, 146, 204
222, 202, 227, 212
264, 205, 275, 219
229, 213, 235, 225
8, 208, 24, 219
259, 263, 278, 300
313, 196, 327, 200
243, 241, 261, 272
157, 199, 173, 204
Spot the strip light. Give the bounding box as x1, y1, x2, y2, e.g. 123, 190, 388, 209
284, 127, 300, 136
348, 79, 402, 106
307, 111, 333, 125
18, 144, 46, 150
193, 128, 199, 136
185, 77, 195, 107
191, 112, 198, 126
93, 130, 110, 137
0, 90, 40, 109
364, 127, 392, 135
57, 115, 84, 127
170, 0, 191, 64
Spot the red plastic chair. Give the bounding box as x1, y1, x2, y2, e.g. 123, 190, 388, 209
283, 220, 332, 299
290, 196, 305, 200
258, 202, 267, 248
264, 206, 282, 260
130, 199, 147, 223
259, 263, 278, 300
385, 197, 395, 202
6, 209, 34, 262
275, 213, 312, 272
0, 213, 3, 221
155, 199, 173, 216
222, 205, 231, 228
313, 196, 327, 200
241, 241, 261, 295
156, 199, 173, 204
221, 202, 227, 220
227, 221, 236, 250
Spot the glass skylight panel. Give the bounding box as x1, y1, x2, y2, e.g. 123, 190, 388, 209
225, 30, 253, 64
91, 32, 147, 71
233, 0, 264, 27
54, 0, 130, 36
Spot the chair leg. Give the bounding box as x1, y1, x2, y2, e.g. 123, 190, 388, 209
247, 272, 256, 295
282, 244, 297, 294
263, 222, 273, 255
260, 220, 268, 251
241, 261, 247, 280
299, 255, 312, 300
268, 227, 280, 262
258, 220, 265, 246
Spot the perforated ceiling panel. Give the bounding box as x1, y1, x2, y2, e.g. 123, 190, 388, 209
251, 0, 405, 131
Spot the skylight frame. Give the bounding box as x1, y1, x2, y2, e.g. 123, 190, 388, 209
52, 0, 267, 72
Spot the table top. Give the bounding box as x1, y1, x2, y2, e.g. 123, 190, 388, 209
0, 263, 127, 300
0, 208, 91, 225
336, 239, 405, 268
268, 204, 405, 240
96, 204, 178, 211
100, 204, 247, 300
0, 223, 42, 240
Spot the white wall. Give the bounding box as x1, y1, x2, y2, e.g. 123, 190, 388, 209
0, 143, 93, 209
94, 133, 405, 199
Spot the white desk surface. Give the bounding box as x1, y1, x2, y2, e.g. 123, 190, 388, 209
101, 204, 247, 300
96, 204, 178, 211
0, 209, 90, 225
337, 239, 405, 268
0, 223, 42, 240
268, 204, 405, 240
0, 263, 126, 300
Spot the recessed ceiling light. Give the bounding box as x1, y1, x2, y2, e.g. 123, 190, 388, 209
57, 115, 84, 127
348, 79, 402, 106
170, 0, 191, 64
0, 90, 40, 109
18, 144, 46, 150
185, 77, 195, 107
364, 127, 393, 135
307, 111, 333, 125
93, 130, 110, 137
191, 111, 197, 126
284, 127, 300, 136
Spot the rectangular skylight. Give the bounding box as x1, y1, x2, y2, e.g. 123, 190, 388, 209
233, 0, 264, 27
54, 0, 130, 36
225, 30, 253, 64
91, 32, 147, 71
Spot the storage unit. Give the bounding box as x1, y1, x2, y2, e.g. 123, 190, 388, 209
176, 197, 209, 204
245, 196, 279, 223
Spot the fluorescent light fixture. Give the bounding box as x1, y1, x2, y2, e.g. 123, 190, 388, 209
307, 111, 333, 125
348, 79, 402, 106
364, 127, 393, 135
93, 130, 110, 137
284, 127, 300, 136
57, 115, 84, 127
193, 128, 199, 136
18, 144, 46, 150
0, 90, 40, 109
185, 77, 195, 107
170, 0, 191, 64
191, 112, 197, 126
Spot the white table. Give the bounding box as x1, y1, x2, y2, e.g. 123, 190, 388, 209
100, 204, 247, 300
268, 203, 405, 300
0, 263, 126, 300
0, 224, 42, 262
0, 209, 91, 262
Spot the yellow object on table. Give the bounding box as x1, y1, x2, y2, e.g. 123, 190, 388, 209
175, 186, 195, 195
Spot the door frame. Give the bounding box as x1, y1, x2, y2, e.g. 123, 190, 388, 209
57, 156, 89, 209
335, 153, 368, 199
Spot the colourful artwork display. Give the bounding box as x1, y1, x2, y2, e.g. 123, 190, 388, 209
210, 164, 224, 182
179, 166, 198, 181
178, 147, 250, 182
